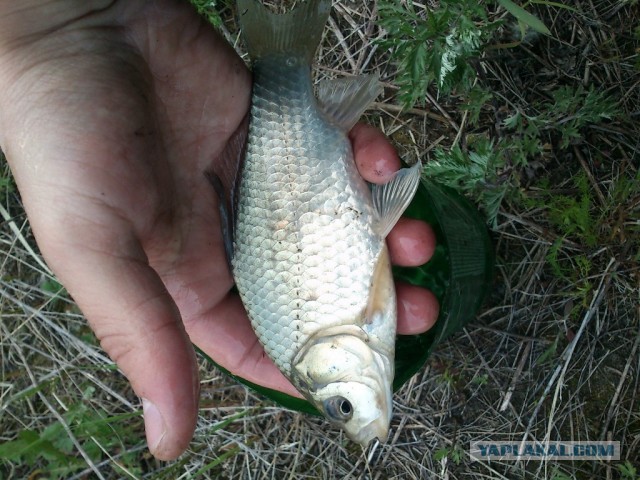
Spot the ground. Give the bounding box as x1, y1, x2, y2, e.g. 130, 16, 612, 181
1, 0, 638, 479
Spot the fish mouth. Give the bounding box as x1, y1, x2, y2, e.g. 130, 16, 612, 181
355, 379, 393, 447
352, 417, 390, 447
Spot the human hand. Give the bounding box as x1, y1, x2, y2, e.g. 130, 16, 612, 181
0, 0, 439, 460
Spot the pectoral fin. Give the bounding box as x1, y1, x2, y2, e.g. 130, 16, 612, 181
372, 161, 422, 238
205, 172, 234, 266
205, 113, 249, 266
317, 74, 382, 130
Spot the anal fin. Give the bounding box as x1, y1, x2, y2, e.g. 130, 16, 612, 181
372, 161, 422, 238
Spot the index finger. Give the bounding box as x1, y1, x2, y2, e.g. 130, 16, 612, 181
349, 123, 401, 184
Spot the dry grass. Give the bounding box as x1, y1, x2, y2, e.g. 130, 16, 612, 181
1, 0, 639, 479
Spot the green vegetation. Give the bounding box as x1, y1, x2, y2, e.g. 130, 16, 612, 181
0, 387, 143, 479
619, 461, 639, 480
550, 469, 574, 480
189, 0, 227, 27
378, 1, 622, 226
378, 0, 494, 104
376, 1, 638, 478
0, 158, 14, 197
434, 444, 465, 465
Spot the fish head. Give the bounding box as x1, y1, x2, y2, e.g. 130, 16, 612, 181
291, 330, 394, 446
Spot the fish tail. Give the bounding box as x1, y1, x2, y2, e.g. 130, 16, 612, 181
237, 0, 330, 61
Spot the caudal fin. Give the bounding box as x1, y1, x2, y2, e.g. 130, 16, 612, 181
237, 0, 330, 61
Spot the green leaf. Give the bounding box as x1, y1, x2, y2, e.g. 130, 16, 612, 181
209, 409, 255, 433
0, 428, 70, 465
0, 431, 38, 461
618, 460, 637, 479
377, 0, 495, 108
530, 0, 578, 13
41, 278, 65, 295
0, 175, 14, 195
191, 446, 243, 477
536, 335, 560, 365
497, 0, 551, 35
433, 447, 450, 461
189, 0, 226, 27
463, 87, 493, 126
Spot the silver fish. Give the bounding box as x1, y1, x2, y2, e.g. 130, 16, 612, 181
231, 0, 421, 445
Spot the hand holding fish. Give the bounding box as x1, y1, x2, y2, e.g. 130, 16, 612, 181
0, 0, 439, 460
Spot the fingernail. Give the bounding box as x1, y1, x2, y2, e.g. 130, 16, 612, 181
142, 398, 166, 454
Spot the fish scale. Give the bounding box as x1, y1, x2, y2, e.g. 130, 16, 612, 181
233, 57, 382, 374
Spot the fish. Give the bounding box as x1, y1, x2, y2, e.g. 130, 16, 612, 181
226, 0, 421, 446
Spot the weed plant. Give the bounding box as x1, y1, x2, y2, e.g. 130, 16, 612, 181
379, 0, 622, 226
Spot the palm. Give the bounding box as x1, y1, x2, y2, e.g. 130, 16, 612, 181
108, 4, 285, 389
3, 1, 285, 387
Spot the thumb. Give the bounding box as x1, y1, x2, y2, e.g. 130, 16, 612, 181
38, 219, 199, 461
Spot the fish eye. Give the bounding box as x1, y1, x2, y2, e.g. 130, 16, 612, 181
323, 396, 353, 422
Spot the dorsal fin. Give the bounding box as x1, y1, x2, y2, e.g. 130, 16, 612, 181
316, 75, 382, 130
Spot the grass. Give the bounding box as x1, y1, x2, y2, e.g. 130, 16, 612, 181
1, 0, 639, 478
